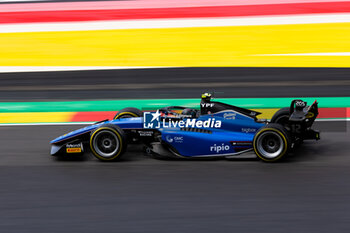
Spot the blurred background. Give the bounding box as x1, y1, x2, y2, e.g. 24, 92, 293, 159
0, 0, 349, 232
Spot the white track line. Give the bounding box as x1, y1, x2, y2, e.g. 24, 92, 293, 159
0, 66, 172, 73
0, 0, 345, 13
256, 52, 350, 56
1, 13, 350, 33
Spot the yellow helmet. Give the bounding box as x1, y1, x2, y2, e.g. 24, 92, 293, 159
201, 93, 212, 101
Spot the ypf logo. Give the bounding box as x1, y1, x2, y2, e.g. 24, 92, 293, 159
201, 103, 215, 108
143, 110, 161, 129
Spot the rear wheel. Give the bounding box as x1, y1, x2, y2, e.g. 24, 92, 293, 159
271, 107, 291, 132
114, 107, 143, 120
90, 124, 127, 161
271, 107, 290, 124
253, 123, 291, 162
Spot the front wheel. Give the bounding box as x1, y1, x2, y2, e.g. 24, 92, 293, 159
253, 123, 291, 162
90, 124, 127, 161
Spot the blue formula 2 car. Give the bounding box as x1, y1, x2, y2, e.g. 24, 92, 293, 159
50, 93, 320, 162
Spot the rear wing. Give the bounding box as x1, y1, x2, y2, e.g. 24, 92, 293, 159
289, 99, 318, 122
290, 99, 318, 115
288, 99, 320, 140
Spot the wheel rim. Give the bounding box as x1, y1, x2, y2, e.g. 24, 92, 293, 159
92, 130, 120, 158
256, 131, 284, 159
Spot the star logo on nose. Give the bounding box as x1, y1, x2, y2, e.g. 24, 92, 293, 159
151, 110, 161, 122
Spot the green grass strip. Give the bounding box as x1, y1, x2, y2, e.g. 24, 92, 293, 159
0, 97, 349, 113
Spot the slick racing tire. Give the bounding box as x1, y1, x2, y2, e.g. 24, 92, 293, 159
90, 124, 127, 161
253, 123, 291, 162
114, 107, 143, 120
270, 107, 290, 129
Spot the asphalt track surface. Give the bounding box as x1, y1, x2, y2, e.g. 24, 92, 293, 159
1, 68, 350, 101
0, 121, 349, 233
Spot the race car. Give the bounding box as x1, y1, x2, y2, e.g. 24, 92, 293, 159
50, 93, 320, 162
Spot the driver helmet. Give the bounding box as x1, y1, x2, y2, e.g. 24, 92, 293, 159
201, 93, 212, 102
